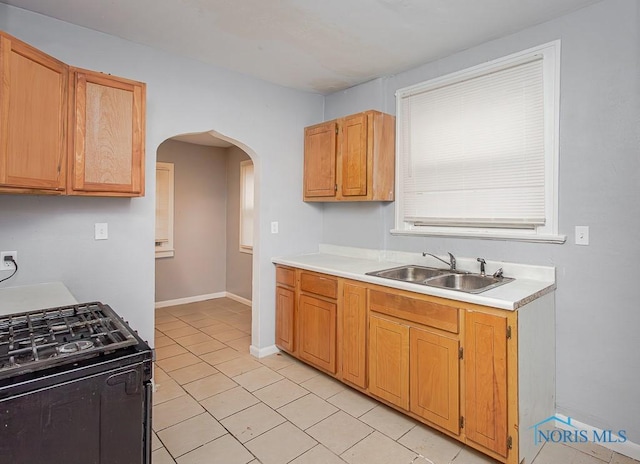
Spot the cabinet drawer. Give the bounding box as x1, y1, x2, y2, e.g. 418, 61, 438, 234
369, 290, 459, 334
300, 272, 338, 299
276, 266, 295, 287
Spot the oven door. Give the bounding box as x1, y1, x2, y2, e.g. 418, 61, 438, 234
0, 362, 149, 464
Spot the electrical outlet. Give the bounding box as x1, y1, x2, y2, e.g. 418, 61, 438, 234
271, 221, 279, 234
1, 251, 17, 270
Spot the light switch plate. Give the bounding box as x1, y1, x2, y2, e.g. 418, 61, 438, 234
95, 223, 108, 240
575, 226, 589, 245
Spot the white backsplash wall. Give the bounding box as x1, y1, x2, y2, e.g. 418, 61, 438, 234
0, 4, 325, 350
323, 0, 640, 446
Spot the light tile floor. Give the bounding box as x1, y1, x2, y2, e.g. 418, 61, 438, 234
153, 298, 638, 464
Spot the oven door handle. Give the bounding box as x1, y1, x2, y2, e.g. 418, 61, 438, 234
143, 381, 153, 464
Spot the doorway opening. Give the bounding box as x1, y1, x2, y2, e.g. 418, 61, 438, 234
153, 130, 256, 357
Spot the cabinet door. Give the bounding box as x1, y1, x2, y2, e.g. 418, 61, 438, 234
410, 327, 460, 435
340, 113, 367, 197
298, 294, 337, 373
465, 311, 508, 457
0, 33, 67, 192
368, 314, 409, 409
342, 283, 367, 388
275, 286, 295, 353
69, 68, 145, 196
304, 121, 336, 198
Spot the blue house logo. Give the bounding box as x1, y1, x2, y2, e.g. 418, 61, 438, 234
530, 415, 627, 446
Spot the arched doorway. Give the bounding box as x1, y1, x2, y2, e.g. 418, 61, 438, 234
153, 130, 257, 358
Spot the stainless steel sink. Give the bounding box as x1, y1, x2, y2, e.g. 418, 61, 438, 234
367, 265, 450, 282
366, 264, 513, 294
423, 273, 513, 294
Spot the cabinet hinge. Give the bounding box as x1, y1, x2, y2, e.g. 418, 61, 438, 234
335, 127, 339, 134
460, 416, 464, 429
458, 347, 463, 360
334, 184, 338, 191
507, 325, 512, 339
507, 435, 513, 450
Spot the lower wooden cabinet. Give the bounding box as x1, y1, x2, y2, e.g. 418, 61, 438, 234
275, 286, 295, 353
410, 327, 460, 435
368, 314, 409, 409
272, 264, 551, 464
275, 266, 296, 353
464, 310, 509, 457
298, 294, 337, 373
341, 282, 367, 388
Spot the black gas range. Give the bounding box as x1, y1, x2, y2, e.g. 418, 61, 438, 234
0, 302, 153, 464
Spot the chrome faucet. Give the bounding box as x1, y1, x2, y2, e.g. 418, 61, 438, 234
422, 252, 456, 271
477, 258, 486, 276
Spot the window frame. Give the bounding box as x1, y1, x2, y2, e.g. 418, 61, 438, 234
392, 41, 565, 244
239, 159, 254, 254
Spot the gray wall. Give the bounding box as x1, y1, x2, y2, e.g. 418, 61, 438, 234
0, 4, 325, 349
155, 140, 228, 302
226, 147, 253, 301
323, 0, 640, 443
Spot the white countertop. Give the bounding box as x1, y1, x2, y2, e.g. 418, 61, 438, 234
0, 282, 78, 316
272, 245, 555, 310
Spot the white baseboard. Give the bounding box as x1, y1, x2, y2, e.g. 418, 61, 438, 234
225, 292, 252, 306
555, 414, 640, 461
155, 292, 252, 309
250, 344, 279, 358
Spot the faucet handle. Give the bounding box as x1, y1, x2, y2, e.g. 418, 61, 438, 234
493, 268, 504, 278
447, 252, 456, 270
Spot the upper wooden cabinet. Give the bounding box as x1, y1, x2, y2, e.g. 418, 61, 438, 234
68, 68, 145, 196
0, 32, 68, 194
303, 110, 395, 202
0, 31, 146, 197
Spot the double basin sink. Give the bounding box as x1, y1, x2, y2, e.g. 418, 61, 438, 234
366, 265, 513, 294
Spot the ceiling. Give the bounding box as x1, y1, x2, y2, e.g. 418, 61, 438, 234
2, 0, 600, 95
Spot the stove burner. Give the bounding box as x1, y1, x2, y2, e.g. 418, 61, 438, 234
59, 340, 94, 353
0, 302, 140, 380
18, 336, 45, 346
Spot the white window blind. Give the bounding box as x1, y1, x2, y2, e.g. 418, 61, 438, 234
399, 57, 545, 229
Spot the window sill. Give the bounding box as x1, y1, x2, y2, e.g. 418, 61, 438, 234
390, 229, 567, 244
156, 250, 175, 259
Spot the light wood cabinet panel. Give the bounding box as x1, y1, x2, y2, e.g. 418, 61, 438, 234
300, 271, 338, 299
298, 294, 337, 373
275, 286, 295, 353
0, 32, 67, 193
369, 289, 459, 334
341, 282, 367, 388
304, 121, 337, 198
341, 113, 367, 197
69, 68, 145, 196
410, 327, 460, 435
303, 110, 394, 202
368, 314, 409, 409
465, 311, 509, 457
